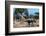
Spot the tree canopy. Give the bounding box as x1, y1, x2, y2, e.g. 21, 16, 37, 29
34, 12, 39, 19
15, 8, 26, 14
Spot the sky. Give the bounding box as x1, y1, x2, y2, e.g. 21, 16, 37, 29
28, 8, 39, 16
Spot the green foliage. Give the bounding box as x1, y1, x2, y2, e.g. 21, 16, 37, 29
15, 8, 26, 14
35, 12, 39, 15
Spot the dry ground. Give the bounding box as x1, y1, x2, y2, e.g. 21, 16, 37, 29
13, 19, 39, 28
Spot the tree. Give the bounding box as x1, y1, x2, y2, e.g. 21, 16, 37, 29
34, 12, 39, 19
15, 8, 26, 14
14, 8, 27, 20
24, 9, 28, 16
